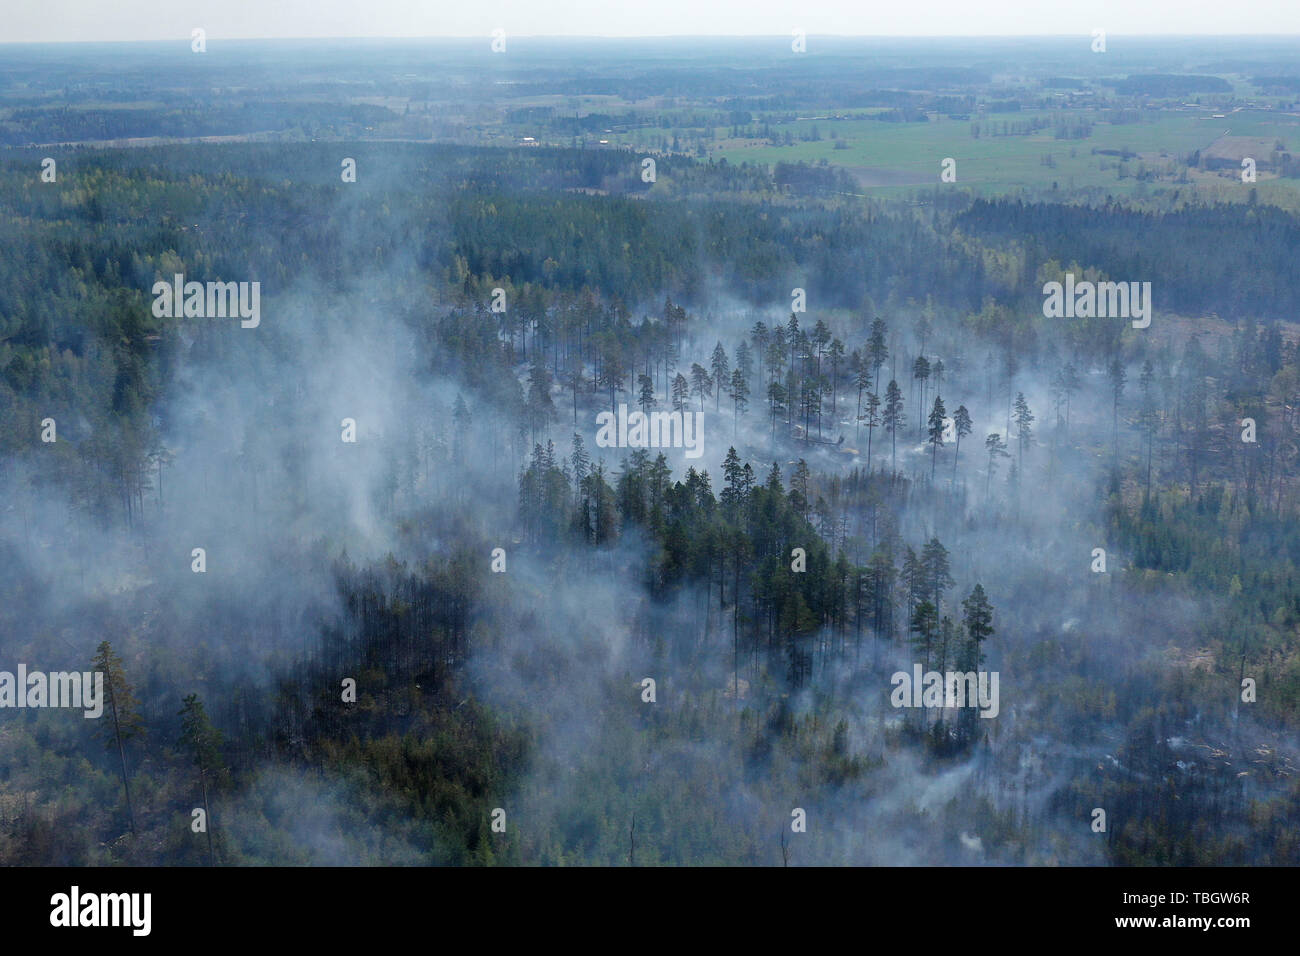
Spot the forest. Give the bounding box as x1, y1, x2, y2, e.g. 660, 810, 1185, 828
1, 37, 1299, 867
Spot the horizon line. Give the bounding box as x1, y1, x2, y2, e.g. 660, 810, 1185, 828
5, 32, 1300, 45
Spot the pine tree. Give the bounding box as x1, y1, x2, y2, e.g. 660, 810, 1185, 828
671, 372, 690, 411
766, 461, 783, 495
863, 390, 881, 472
852, 350, 869, 443
789, 459, 811, 520
961, 583, 995, 665
883, 380, 904, 473
689, 363, 712, 412
913, 356, 931, 431
909, 600, 939, 672
638, 374, 655, 414
767, 326, 786, 395
927, 394, 947, 480
178, 694, 225, 865
730, 367, 749, 434
1013, 392, 1034, 468
952, 405, 973, 483
710, 342, 730, 412
570, 433, 590, 510
600, 344, 628, 414
827, 337, 845, 426
957, 584, 994, 747
868, 318, 889, 387
746, 327, 764, 384
920, 537, 954, 615
527, 361, 556, 444
721, 447, 743, 514
767, 379, 786, 440
92, 641, 143, 835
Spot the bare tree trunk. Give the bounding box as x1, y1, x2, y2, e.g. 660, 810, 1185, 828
200, 768, 215, 866
108, 687, 135, 835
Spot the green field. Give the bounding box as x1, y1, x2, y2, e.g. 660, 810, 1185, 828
700, 109, 1300, 197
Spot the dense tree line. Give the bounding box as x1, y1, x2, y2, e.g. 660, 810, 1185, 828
956, 198, 1300, 319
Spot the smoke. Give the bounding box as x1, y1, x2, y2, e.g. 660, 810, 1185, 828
2, 142, 1293, 867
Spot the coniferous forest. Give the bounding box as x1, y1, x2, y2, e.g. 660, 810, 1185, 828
2, 29, 1300, 876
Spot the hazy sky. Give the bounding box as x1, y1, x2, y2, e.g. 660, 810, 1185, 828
4, 0, 1300, 43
